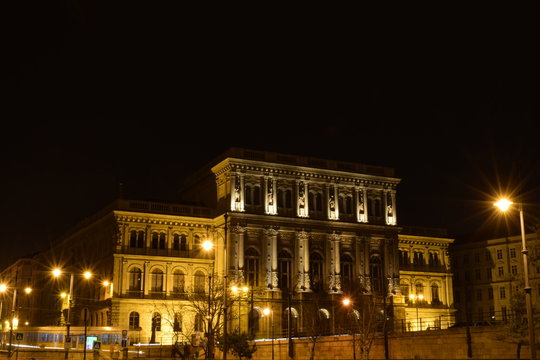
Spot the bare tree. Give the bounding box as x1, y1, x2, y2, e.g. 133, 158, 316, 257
303, 290, 330, 360
154, 276, 236, 359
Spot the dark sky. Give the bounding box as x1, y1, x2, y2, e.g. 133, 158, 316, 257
3, 3, 539, 270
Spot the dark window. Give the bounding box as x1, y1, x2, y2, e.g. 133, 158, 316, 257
278, 250, 293, 290
151, 269, 164, 292
159, 233, 166, 249
129, 268, 142, 291
173, 313, 182, 332
130, 230, 145, 248
194, 314, 204, 332
245, 185, 252, 205
245, 248, 260, 286
370, 256, 383, 294
180, 235, 188, 251
253, 186, 261, 206
173, 270, 185, 293
152, 233, 159, 249
310, 252, 324, 291
129, 312, 140, 330
173, 234, 180, 250
194, 270, 206, 294
341, 254, 354, 291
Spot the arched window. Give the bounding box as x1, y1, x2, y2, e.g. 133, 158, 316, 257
415, 282, 425, 296
310, 252, 324, 291
400, 282, 410, 299
370, 256, 383, 294
399, 250, 409, 265
129, 268, 142, 291
431, 283, 440, 303
282, 307, 298, 336
180, 234, 188, 251
245, 185, 252, 205
285, 190, 292, 208
159, 233, 166, 249
130, 230, 145, 248
278, 250, 293, 290
315, 193, 322, 211
194, 270, 206, 294
173, 313, 182, 332
129, 312, 140, 330
152, 312, 161, 332
253, 186, 261, 206
152, 233, 159, 249
173, 270, 185, 294
151, 269, 164, 292
245, 248, 260, 286
193, 235, 201, 246
317, 309, 331, 334
194, 313, 204, 332
248, 308, 261, 336
413, 251, 424, 265
340, 254, 354, 291
173, 234, 180, 250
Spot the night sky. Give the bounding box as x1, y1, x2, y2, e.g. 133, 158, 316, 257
3, 3, 539, 270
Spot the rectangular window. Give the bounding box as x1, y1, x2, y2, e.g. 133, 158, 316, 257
488, 287, 494, 300
510, 248, 516, 258
486, 268, 492, 280
511, 265, 518, 275
475, 269, 481, 280
499, 286, 506, 299
498, 267, 504, 276
497, 249, 503, 259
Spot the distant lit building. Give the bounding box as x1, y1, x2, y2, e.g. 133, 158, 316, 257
0, 148, 456, 346
451, 233, 540, 324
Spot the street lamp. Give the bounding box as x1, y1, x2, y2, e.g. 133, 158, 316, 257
495, 198, 537, 360
408, 294, 423, 331
5, 285, 32, 358
342, 298, 356, 360
53, 268, 92, 359
263, 307, 274, 360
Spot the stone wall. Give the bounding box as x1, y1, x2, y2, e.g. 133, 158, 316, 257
251, 326, 528, 360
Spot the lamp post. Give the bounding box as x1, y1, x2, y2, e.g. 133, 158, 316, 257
263, 307, 274, 360
53, 268, 92, 359
342, 298, 356, 360
495, 198, 537, 360
409, 294, 423, 331
7, 286, 32, 358
202, 240, 215, 360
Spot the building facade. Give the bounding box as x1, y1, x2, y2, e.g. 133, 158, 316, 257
451, 232, 540, 324
0, 148, 456, 347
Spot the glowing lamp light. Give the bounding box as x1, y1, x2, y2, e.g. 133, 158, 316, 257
83, 271, 92, 279
263, 308, 271, 316
494, 198, 513, 212
0, 284, 7, 292
242, 286, 249, 293
202, 240, 214, 251
103, 281, 110, 287
342, 298, 351, 306
24, 287, 32, 294
52, 268, 62, 277
60, 292, 67, 298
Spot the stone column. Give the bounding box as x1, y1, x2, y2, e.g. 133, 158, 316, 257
264, 228, 279, 289
328, 232, 341, 293
143, 261, 150, 296
121, 259, 128, 296
295, 230, 310, 291
232, 225, 246, 285
166, 262, 172, 296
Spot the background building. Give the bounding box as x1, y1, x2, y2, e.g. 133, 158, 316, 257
0, 148, 456, 348
451, 232, 540, 325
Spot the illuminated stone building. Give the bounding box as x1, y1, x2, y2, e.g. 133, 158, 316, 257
0, 148, 456, 346
451, 232, 540, 324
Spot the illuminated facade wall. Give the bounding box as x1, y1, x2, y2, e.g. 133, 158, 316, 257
0, 148, 457, 345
